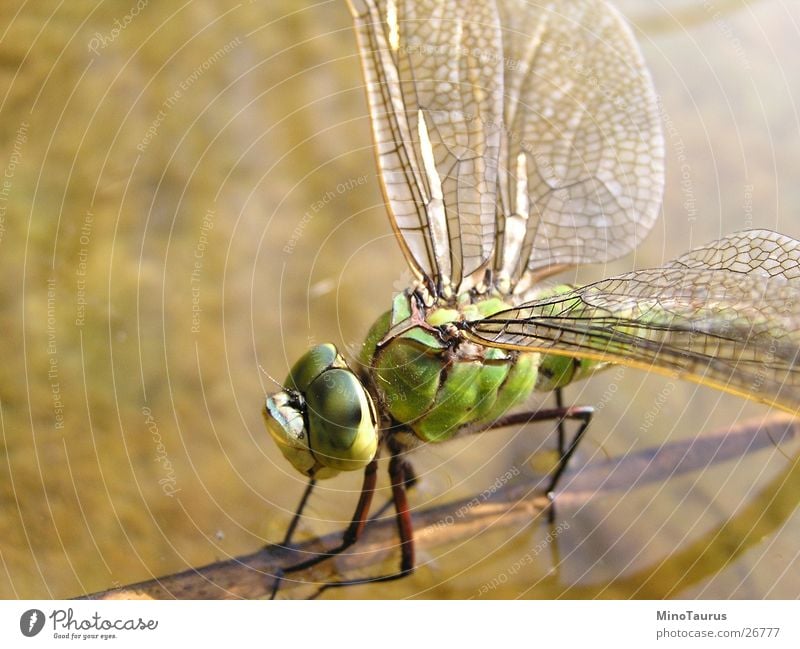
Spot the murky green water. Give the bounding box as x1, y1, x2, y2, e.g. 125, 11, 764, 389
1, 1, 799, 599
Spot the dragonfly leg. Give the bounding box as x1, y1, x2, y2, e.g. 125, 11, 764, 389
268, 476, 319, 597
281, 477, 317, 547
547, 387, 568, 526
269, 458, 379, 599
555, 388, 567, 458
368, 458, 417, 523
455, 405, 593, 438
546, 402, 593, 524
309, 447, 415, 598
454, 403, 594, 521
462, 401, 593, 571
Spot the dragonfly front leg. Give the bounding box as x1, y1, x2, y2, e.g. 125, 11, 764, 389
368, 458, 417, 523
268, 477, 318, 598
280, 477, 317, 547
310, 447, 415, 598
270, 458, 379, 599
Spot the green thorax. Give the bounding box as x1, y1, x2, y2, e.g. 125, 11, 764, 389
358, 289, 600, 444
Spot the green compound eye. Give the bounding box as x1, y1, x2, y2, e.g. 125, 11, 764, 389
305, 368, 378, 473
286, 343, 340, 392
264, 344, 378, 479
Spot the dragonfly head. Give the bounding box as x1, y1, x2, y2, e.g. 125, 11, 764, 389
263, 343, 378, 479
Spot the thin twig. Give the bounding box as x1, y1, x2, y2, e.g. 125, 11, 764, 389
78, 414, 797, 600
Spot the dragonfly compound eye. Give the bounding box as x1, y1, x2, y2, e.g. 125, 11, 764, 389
263, 344, 378, 479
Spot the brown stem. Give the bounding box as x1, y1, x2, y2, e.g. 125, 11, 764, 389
77, 414, 797, 600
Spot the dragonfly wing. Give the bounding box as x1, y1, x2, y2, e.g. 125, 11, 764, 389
466, 231, 800, 412
493, 0, 665, 293
347, 0, 505, 297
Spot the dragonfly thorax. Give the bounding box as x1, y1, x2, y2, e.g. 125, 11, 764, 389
355, 291, 539, 445
263, 343, 378, 479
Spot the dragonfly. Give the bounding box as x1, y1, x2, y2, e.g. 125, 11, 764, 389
263, 0, 800, 597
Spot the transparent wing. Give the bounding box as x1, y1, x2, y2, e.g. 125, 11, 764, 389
347, 0, 505, 297
493, 0, 665, 293
347, 0, 664, 299
465, 231, 800, 412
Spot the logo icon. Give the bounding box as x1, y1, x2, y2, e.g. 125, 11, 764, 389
20, 609, 45, 637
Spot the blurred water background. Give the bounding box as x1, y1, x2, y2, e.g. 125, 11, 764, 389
0, 0, 799, 599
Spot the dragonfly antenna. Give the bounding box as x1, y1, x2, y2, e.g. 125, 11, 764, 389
258, 363, 286, 391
